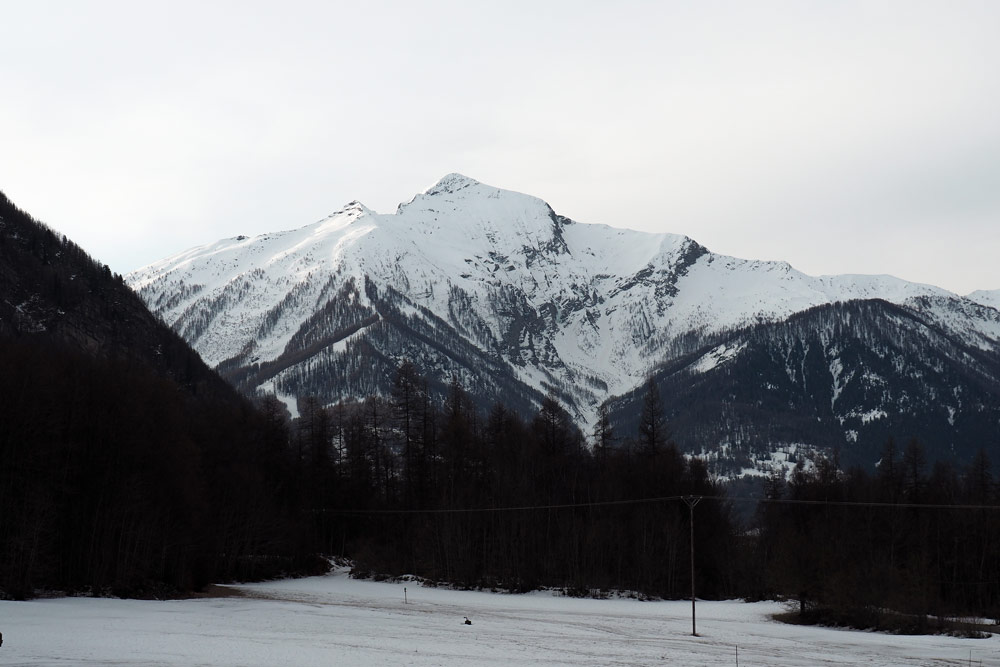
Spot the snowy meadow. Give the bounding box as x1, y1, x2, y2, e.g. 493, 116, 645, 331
1, 568, 997, 666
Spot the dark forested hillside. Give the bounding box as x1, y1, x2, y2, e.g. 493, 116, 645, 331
608, 300, 1000, 473
0, 191, 235, 399
0, 192, 317, 598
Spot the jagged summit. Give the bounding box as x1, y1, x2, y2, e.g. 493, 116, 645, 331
424, 172, 483, 195
336, 200, 373, 216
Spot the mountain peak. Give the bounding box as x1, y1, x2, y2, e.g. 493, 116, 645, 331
333, 200, 372, 217
425, 173, 483, 196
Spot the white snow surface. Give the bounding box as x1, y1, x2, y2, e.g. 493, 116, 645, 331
968, 289, 1000, 311
127, 174, 998, 419
2, 568, 996, 666
688, 341, 748, 374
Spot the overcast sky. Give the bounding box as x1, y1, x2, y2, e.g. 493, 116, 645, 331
2, 1, 998, 294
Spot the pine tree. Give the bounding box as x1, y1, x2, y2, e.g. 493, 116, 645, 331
391, 360, 424, 505
592, 401, 615, 460
901, 438, 926, 501
637, 376, 667, 456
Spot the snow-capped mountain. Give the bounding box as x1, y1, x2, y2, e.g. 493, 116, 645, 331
128, 174, 1000, 464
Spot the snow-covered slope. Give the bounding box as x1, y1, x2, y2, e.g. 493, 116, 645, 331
128, 174, 1000, 424
968, 288, 1000, 311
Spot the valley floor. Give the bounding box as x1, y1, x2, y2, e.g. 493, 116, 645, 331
1, 568, 997, 666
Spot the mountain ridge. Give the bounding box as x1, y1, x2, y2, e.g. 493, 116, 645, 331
128, 175, 1000, 467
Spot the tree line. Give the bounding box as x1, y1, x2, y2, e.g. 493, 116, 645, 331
285, 362, 999, 627
286, 368, 736, 599
753, 438, 1000, 630
3, 337, 998, 628
0, 336, 324, 599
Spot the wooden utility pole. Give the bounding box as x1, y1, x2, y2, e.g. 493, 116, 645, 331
683, 495, 701, 636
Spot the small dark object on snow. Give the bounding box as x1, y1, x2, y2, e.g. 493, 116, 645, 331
1, 630, 3, 647
464, 617, 472, 625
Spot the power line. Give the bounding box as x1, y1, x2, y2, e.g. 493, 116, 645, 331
730, 496, 1000, 511
316, 494, 1000, 516
316, 495, 688, 515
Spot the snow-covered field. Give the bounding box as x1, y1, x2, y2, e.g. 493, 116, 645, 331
2, 568, 997, 666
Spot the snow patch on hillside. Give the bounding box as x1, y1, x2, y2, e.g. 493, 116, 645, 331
690, 341, 747, 374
